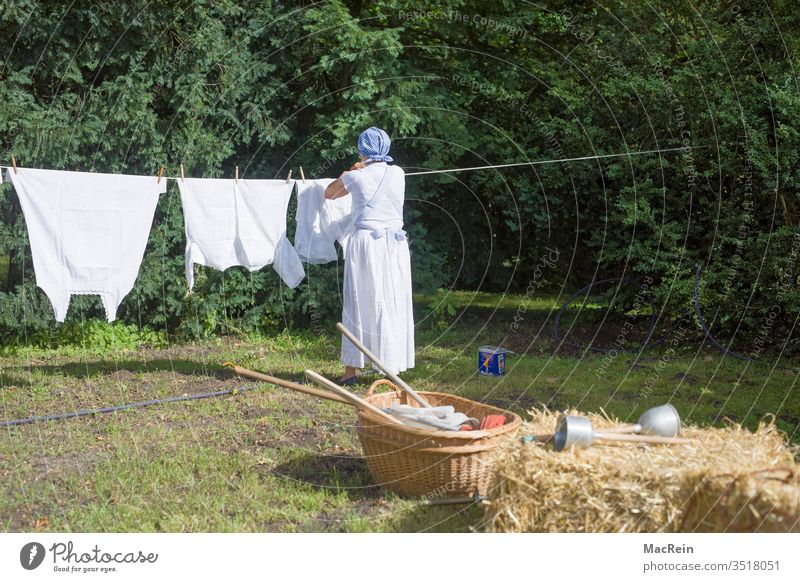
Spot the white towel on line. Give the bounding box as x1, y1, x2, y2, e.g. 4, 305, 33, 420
294, 178, 354, 263
178, 177, 305, 289
4, 166, 164, 322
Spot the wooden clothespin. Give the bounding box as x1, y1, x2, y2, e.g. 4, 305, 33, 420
11, 155, 18, 174
180, 164, 185, 182
286, 169, 292, 184
157, 166, 164, 184
299, 166, 306, 184
235, 166, 239, 182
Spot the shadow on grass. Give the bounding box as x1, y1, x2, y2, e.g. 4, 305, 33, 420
0, 358, 225, 381
386, 500, 486, 533
0, 359, 317, 387
271, 452, 485, 531
271, 452, 383, 500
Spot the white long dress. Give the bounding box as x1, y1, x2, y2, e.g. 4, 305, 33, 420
339, 162, 414, 374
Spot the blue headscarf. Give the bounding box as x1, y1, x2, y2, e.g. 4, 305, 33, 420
357, 126, 393, 163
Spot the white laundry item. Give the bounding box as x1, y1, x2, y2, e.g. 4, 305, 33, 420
324, 195, 356, 259
294, 178, 354, 263
386, 403, 477, 431
177, 177, 305, 289
339, 162, 414, 374
4, 167, 164, 322
272, 235, 306, 289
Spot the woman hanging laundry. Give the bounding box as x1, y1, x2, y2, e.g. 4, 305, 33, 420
324, 127, 414, 383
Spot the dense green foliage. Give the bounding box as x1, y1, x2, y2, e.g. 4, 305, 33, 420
1, 1, 799, 352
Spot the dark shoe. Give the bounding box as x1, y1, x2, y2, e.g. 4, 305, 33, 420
340, 376, 358, 386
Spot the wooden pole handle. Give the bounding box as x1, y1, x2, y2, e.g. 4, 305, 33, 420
336, 322, 432, 408
305, 369, 404, 425
595, 432, 693, 445
224, 363, 349, 405
524, 432, 691, 446
597, 423, 639, 434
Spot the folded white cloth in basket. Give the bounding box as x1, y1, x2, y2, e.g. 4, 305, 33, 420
386, 403, 478, 431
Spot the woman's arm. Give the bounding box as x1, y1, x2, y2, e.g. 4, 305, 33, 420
324, 178, 349, 200
324, 161, 366, 200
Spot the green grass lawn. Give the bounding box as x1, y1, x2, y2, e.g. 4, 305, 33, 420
1, 291, 798, 532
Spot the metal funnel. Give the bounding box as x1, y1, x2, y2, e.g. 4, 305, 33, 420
552, 415, 595, 451
635, 403, 681, 437
550, 412, 690, 451
601, 404, 683, 437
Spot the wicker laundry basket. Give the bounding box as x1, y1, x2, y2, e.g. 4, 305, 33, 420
357, 379, 522, 498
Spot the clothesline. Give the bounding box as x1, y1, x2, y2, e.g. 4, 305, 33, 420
0, 145, 701, 182
403, 145, 702, 176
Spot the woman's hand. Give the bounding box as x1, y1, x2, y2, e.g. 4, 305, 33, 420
349, 161, 366, 171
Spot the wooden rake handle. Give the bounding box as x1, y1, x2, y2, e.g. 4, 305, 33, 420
304, 369, 405, 426
336, 322, 432, 408
223, 363, 349, 405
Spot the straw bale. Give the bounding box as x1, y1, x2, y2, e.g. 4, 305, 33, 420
484, 408, 799, 532
679, 467, 800, 532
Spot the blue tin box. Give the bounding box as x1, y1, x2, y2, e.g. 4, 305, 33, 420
478, 345, 508, 376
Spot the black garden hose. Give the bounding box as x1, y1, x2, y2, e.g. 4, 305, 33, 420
551, 266, 798, 372
1, 384, 256, 428
693, 265, 799, 372
552, 277, 691, 354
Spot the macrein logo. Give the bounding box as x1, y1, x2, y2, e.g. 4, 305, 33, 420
49, 541, 158, 565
